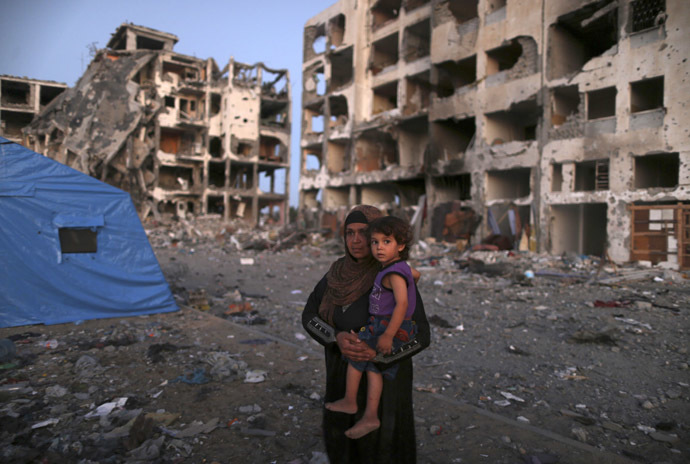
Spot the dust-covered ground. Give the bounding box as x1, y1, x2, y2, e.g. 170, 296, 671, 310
1, 217, 689, 463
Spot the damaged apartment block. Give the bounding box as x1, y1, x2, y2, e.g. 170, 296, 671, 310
299, 0, 690, 269
0, 76, 66, 144
23, 23, 291, 225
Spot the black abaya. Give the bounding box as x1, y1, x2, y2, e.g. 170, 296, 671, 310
302, 276, 431, 463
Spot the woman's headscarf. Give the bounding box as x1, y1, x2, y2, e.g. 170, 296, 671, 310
318, 205, 382, 326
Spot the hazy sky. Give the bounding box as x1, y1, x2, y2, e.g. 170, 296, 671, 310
0, 0, 334, 207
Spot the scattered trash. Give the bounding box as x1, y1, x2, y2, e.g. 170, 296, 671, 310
0, 339, 16, 361
187, 289, 210, 310
294, 333, 307, 341
500, 391, 525, 403
171, 368, 209, 385
244, 369, 268, 383
240, 258, 255, 265
31, 418, 60, 429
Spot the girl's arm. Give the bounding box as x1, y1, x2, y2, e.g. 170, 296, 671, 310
377, 273, 408, 354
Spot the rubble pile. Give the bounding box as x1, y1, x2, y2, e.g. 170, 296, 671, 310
1, 217, 688, 462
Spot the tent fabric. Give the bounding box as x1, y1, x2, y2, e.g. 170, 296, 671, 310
0, 137, 177, 327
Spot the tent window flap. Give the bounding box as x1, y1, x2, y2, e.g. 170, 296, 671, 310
59, 228, 98, 253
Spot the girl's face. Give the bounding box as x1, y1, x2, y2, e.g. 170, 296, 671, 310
370, 232, 405, 266
345, 223, 371, 260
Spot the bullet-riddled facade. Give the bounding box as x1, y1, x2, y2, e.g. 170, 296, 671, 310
24, 24, 291, 225
299, 0, 690, 269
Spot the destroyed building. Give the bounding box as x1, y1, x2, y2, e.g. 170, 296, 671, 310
23, 23, 291, 225
0, 75, 67, 144
298, 0, 690, 269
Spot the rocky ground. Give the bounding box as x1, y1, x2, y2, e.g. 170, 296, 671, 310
1, 216, 688, 463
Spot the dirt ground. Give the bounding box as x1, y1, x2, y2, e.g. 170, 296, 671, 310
1, 218, 689, 463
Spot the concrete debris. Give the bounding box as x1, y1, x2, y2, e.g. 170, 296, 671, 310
1, 216, 688, 462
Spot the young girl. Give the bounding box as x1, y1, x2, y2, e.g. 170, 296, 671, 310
325, 215, 418, 439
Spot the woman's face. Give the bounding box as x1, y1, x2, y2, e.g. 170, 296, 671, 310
345, 223, 371, 260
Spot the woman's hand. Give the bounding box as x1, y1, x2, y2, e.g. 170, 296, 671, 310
336, 331, 376, 362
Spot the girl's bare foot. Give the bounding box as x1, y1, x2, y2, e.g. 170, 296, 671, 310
345, 416, 380, 439
325, 399, 357, 414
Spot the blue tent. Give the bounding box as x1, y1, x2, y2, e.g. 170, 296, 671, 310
0, 137, 177, 327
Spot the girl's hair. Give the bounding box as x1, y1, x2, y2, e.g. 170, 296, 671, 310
369, 216, 413, 260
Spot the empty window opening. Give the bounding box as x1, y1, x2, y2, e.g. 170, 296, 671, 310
260, 167, 286, 194
230, 165, 254, 189
233, 63, 259, 87
206, 195, 224, 214
430, 117, 475, 162
484, 98, 540, 144
354, 130, 398, 172
136, 35, 165, 50
261, 68, 288, 97
330, 46, 354, 90
0, 111, 33, 138
260, 135, 284, 162
324, 187, 350, 209
487, 0, 506, 14
372, 81, 398, 115
372, 0, 402, 30
404, 72, 431, 115
448, 0, 479, 24
304, 23, 326, 61
487, 203, 530, 246
210, 93, 221, 116
327, 140, 348, 173
209, 161, 226, 188
486, 40, 522, 76
551, 204, 607, 257
59, 229, 97, 254
260, 99, 289, 127
575, 159, 609, 191
487, 168, 531, 200
630, 76, 663, 113
229, 197, 252, 219
304, 66, 326, 97
435, 174, 472, 200
587, 86, 616, 120
164, 96, 175, 108
634, 153, 679, 189
304, 102, 325, 134
329, 95, 349, 128
403, 19, 430, 63
393, 178, 426, 207
1, 80, 30, 106
305, 149, 322, 172
159, 165, 195, 190
209, 136, 223, 158
551, 85, 580, 126
547, 1, 618, 80
311, 115, 325, 133
163, 61, 199, 82
434, 56, 476, 97
39, 85, 64, 107
313, 35, 327, 55
631, 0, 665, 32
329, 14, 346, 49
398, 116, 429, 167
551, 163, 563, 192
371, 33, 399, 75
237, 142, 253, 157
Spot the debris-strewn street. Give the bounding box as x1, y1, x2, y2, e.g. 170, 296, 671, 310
1, 217, 688, 463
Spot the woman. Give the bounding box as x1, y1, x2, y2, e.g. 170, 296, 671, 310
302, 205, 430, 463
